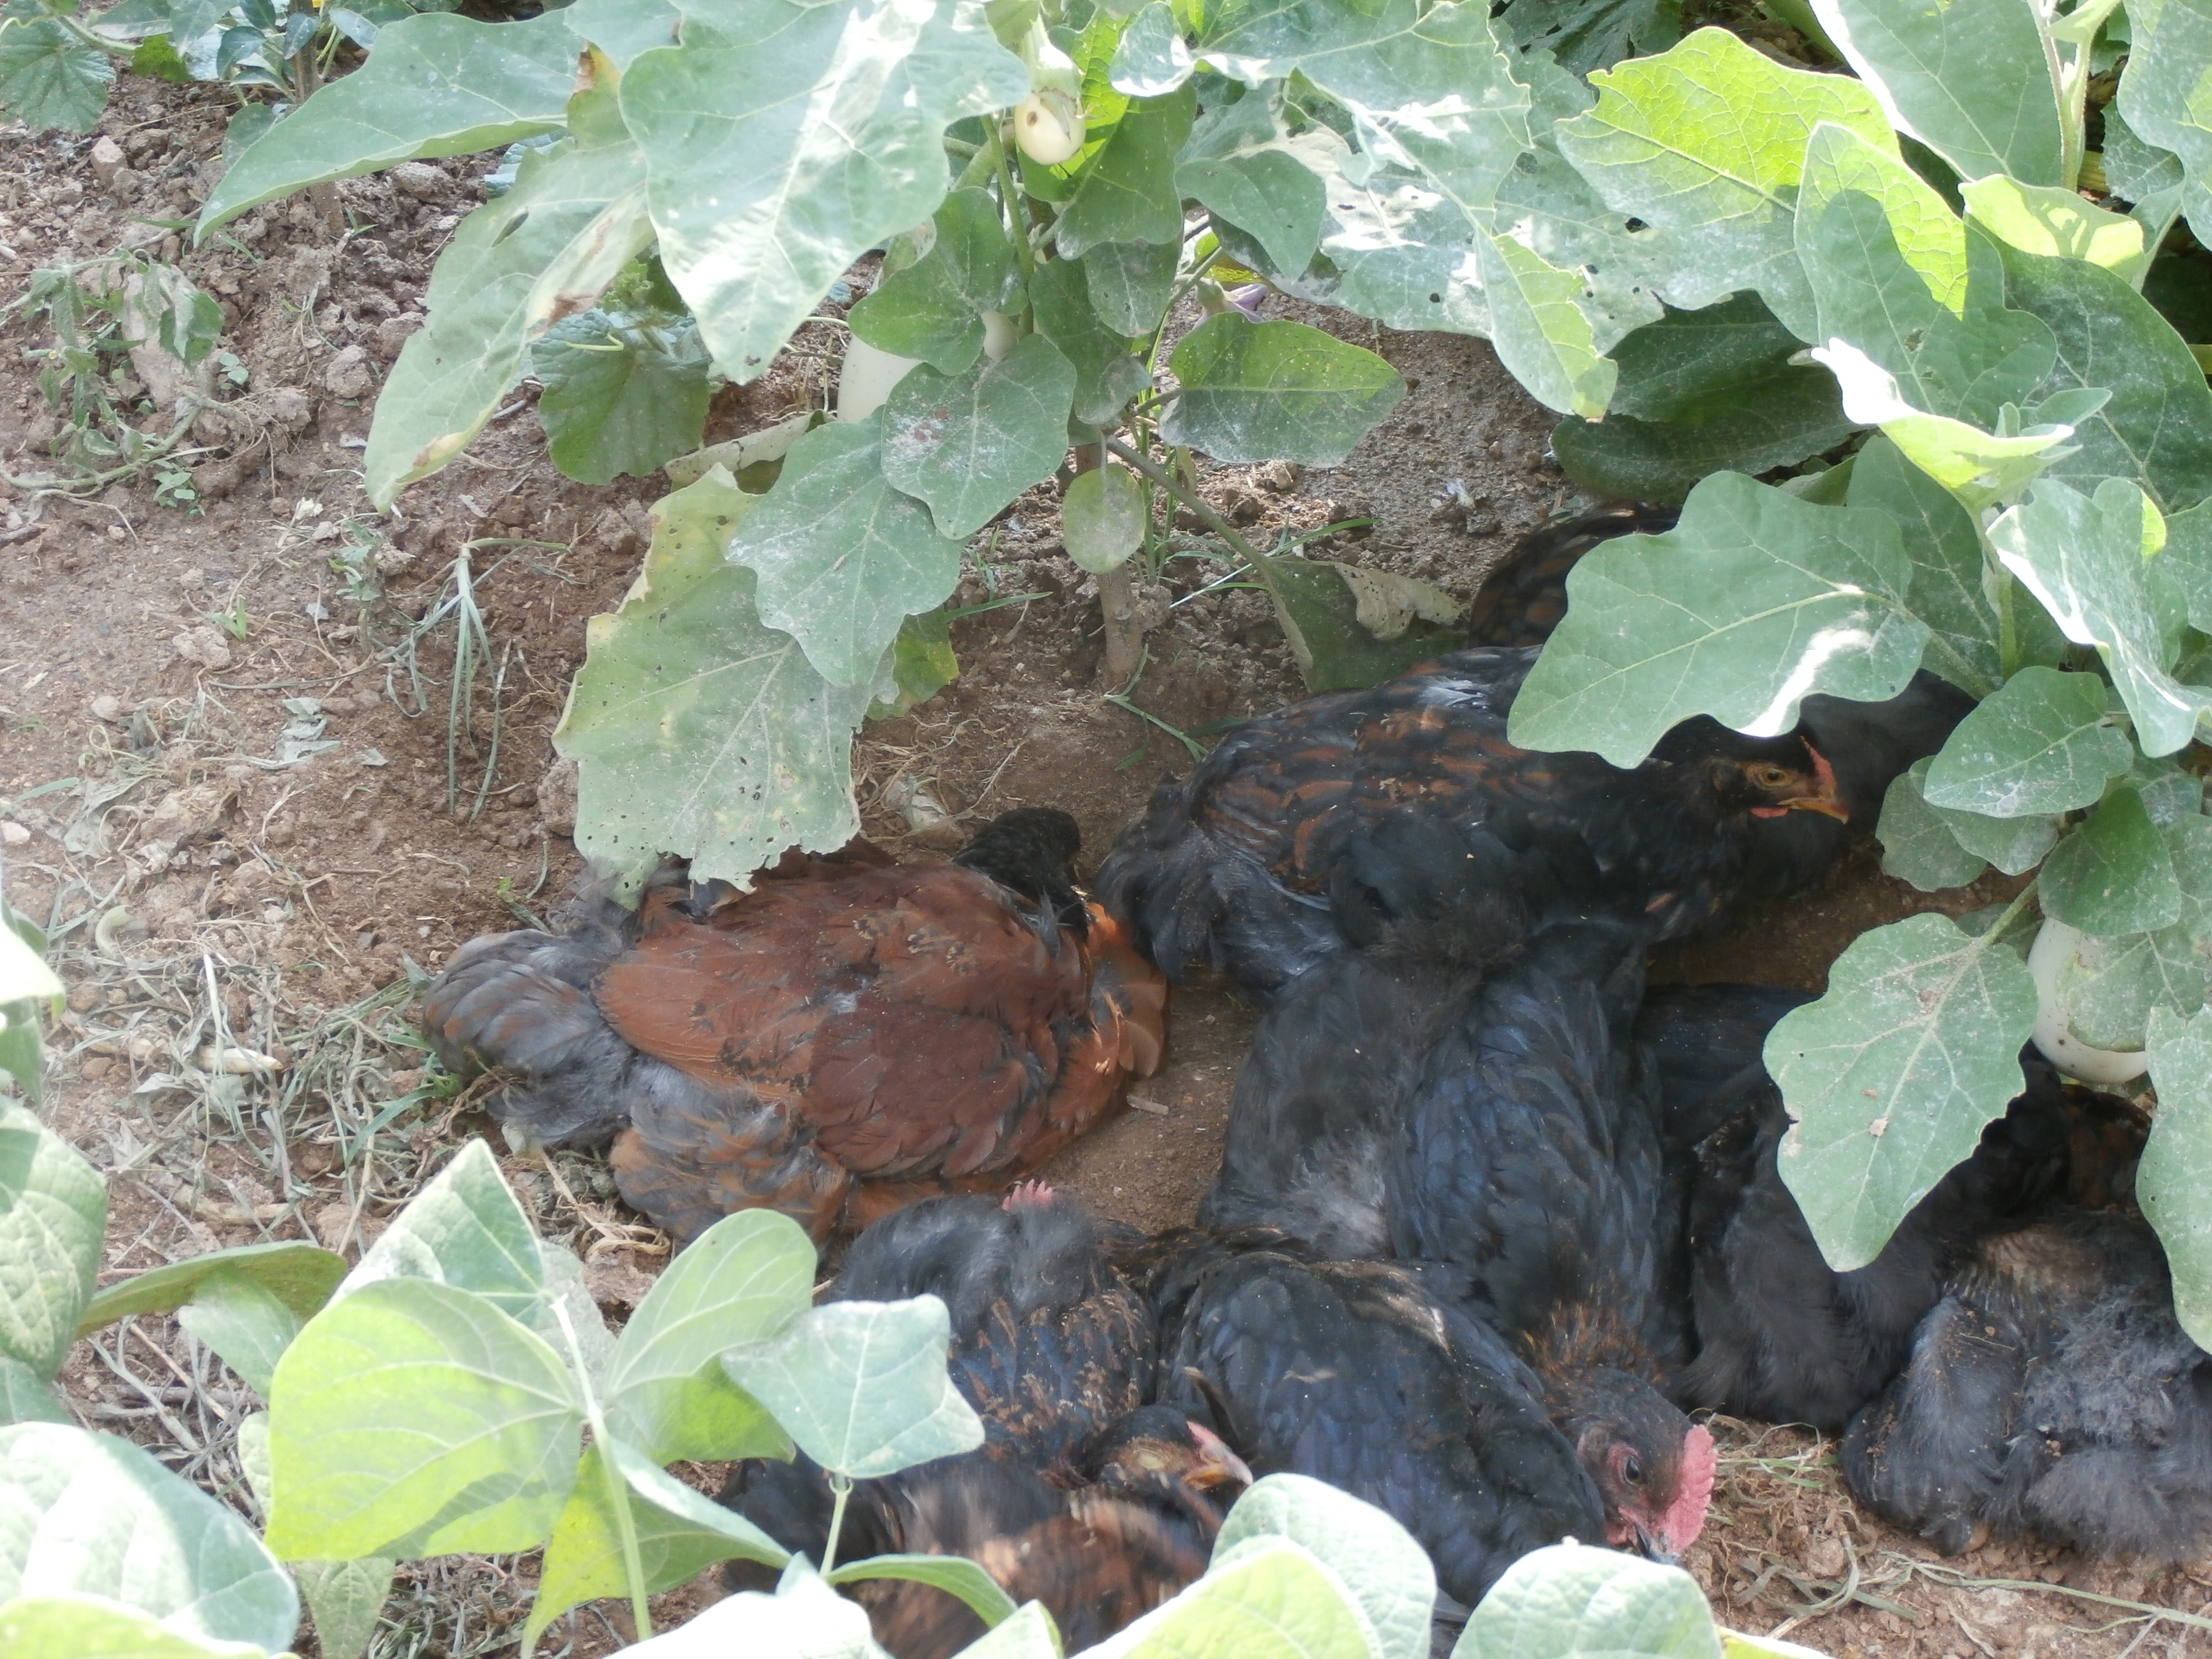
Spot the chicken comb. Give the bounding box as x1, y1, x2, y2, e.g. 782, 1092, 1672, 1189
1662, 1422, 1718, 1553
1004, 1179, 1058, 1211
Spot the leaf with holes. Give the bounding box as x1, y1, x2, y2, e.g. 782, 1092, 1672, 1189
556, 466, 874, 889
1767, 911, 2038, 1271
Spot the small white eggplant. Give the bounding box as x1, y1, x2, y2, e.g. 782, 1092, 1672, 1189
837, 336, 921, 422
1012, 89, 1085, 165
2027, 917, 2148, 1085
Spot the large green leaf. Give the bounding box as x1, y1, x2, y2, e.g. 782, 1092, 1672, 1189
1030, 257, 1151, 425
1876, 764, 1992, 891
175, 1274, 325, 1402
848, 188, 1027, 374
1177, 101, 1329, 279
234, 1414, 392, 1659
1057, 87, 1196, 257
195, 11, 580, 232
1087, 1536, 1379, 1659
2041, 787, 2183, 936
881, 335, 1079, 538
1162, 317, 1406, 465
620, 0, 1025, 384
1494, 0, 1682, 75
1494, 112, 1672, 354
1815, 338, 2078, 512
2115, 0, 2212, 246
1508, 471, 1929, 766
1553, 28, 1892, 339
603, 1209, 812, 1464
525, 1439, 792, 1651
0, 18, 113, 133
2142, 1005, 2212, 1348
1807, 0, 2061, 185
1922, 666, 2131, 817
1767, 911, 2038, 1271
730, 415, 969, 686
1992, 477, 2210, 756
1215, 1477, 1433, 1659
1472, 229, 1616, 420
265, 1279, 580, 1560
1961, 175, 2149, 280
1844, 433, 2021, 694
363, 80, 650, 506
1551, 296, 1854, 503
554, 465, 875, 889
1453, 1543, 1719, 1659
0, 1104, 107, 1383
2043, 815, 2212, 1050
0, 1593, 275, 1658
534, 311, 715, 486
1800, 120, 1968, 317
78, 1243, 347, 1337
723, 1296, 985, 1480
1083, 238, 1182, 335
340, 1140, 543, 1323
1994, 240, 2212, 515
0, 1422, 298, 1652
1796, 192, 2056, 436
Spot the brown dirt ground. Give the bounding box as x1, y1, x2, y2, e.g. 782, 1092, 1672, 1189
2, 75, 2208, 1659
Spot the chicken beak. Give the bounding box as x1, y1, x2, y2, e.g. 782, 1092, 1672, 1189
1632, 1523, 1680, 1567
1783, 745, 1851, 821
1184, 1422, 1255, 1491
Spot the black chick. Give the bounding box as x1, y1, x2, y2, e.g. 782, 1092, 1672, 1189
1201, 853, 1711, 1564
1143, 1234, 1606, 1609
722, 1189, 1249, 1659
1093, 646, 1851, 1001
1844, 1210, 2212, 1562
1635, 985, 2094, 1432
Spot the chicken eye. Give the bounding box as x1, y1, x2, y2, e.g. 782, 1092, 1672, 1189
1623, 1455, 1645, 1485
1751, 764, 1792, 788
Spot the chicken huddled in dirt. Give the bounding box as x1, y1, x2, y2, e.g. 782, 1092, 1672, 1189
421, 809, 1166, 1241
722, 1187, 1250, 1659
1845, 1209, 2212, 1562
1092, 509, 1974, 1003
1197, 818, 1713, 1572
1635, 985, 2142, 1434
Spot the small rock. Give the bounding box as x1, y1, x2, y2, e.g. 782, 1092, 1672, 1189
0, 822, 26, 847
191, 456, 244, 499
323, 344, 374, 400
1803, 1535, 1849, 1579
80, 1056, 116, 1082
372, 311, 423, 361
1255, 459, 1300, 492
587, 504, 647, 560
539, 755, 579, 838
140, 781, 236, 845
388, 161, 452, 203
170, 625, 234, 670
89, 134, 126, 187
583, 1246, 661, 1310
67, 982, 104, 1013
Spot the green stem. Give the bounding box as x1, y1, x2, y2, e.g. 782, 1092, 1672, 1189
1158, 241, 1226, 337
989, 125, 1036, 293
550, 1300, 653, 1643
1102, 437, 1269, 569
1983, 875, 2042, 945
2040, 0, 2080, 189
822, 1473, 855, 1574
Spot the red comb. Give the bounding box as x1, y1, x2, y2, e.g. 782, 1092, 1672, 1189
1003, 1179, 1057, 1211
1660, 1423, 1717, 1553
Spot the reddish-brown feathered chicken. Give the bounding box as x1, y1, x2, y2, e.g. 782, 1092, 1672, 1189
422, 809, 1166, 1240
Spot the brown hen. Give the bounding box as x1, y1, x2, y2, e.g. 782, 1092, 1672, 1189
422, 809, 1165, 1240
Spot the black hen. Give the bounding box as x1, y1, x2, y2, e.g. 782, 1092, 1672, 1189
1465, 506, 1680, 649
1094, 647, 1851, 1000
722, 1188, 1248, 1659
1845, 1210, 2212, 1561
1200, 855, 1712, 1565
1143, 1235, 1605, 1609
1636, 985, 2093, 1431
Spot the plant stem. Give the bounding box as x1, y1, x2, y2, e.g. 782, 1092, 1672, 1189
822, 1473, 854, 1574
1983, 875, 2042, 945
551, 1300, 653, 1643
989, 125, 1035, 293
1101, 437, 1268, 568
